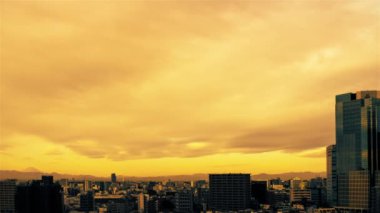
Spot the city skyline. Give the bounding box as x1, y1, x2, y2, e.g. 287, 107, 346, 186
1, 1, 380, 176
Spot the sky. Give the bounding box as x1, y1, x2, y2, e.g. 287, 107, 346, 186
0, 0, 379, 177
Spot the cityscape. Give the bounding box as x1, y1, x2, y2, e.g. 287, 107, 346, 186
0, 90, 379, 212
1, 1, 379, 213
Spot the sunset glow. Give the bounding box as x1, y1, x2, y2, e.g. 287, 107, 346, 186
1, 0, 379, 176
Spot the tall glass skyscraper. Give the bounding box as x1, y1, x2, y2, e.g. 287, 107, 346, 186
333, 91, 380, 212
326, 144, 337, 206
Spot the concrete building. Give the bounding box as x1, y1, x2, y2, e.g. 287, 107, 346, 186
290, 177, 302, 190
267, 190, 289, 207
290, 189, 311, 203
0, 179, 16, 213
84, 180, 91, 192
138, 193, 147, 213
175, 190, 193, 213
251, 180, 268, 204
310, 177, 327, 207
111, 173, 117, 183
209, 174, 251, 211
80, 191, 95, 212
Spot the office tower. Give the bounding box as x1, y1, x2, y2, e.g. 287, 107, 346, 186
111, 173, 117, 183
80, 191, 94, 211
326, 144, 337, 206
97, 181, 106, 191
334, 91, 380, 212
138, 193, 147, 213
209, 174, 251, 211
0, 179, 16, 213
146, 196, 159, 213
174, 190, 193, 213
290, 189, 311, 203
83, 180, 91, 192
310, 177, 327, 207
267, 190, 289, 207
251, 180, 268, 204
194, 188, 209, 212
290, 177, 302, 190
15, 176, 64, 213
289, 177, 311, 203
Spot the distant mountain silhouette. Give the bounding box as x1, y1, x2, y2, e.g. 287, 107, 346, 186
0, 170, 325, 181
252, 172, 326, 180
22, 167, 42, 173
0, 170, 104, 181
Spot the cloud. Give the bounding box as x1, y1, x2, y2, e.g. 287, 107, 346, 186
228, 114, 334, 153
299, 151, 326, 159
1, 0, 379, 163
45, 149, 64, 156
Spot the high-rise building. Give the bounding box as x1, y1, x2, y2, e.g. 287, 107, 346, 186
15, 176, 64, 213
373, 172, 380, 213
310, 177, 327, 207
290, 177, 302, 190
290, 189, 311, 203
289, 177, 311, 203
194, 187, 209, 212
0, 179, 16, 213
83, 180, 91, 192
251, 180, 268, 204
111, 173, 117, 183
267, 190, 289, 207
138, 193, 147, 213
175, 190, 193, 213
80, 191, 94, 211
209, 174, 251, 211
332, 90, 380, 212
326, 145, 337, 206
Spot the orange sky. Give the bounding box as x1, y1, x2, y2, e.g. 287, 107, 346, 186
1, 0, 379, 177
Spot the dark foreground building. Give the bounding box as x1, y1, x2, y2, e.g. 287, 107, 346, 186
209, 174, 251, 211
80, 191, 95, 212
251, 180, 268, 204
15, 176, 64, 213
0, 179, 16, 213
328, 91, 380, 213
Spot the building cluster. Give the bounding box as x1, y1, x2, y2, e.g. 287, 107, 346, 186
1, 173, 332, 213
326, 91, 380, 213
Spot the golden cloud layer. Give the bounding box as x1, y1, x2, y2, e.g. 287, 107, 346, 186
1, 0, 379, 175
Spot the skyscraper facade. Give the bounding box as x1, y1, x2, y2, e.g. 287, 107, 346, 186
111, 173, 117, 183
0, 179, 16, 213
138, 193, 146, 213
175, 190, 193, 213
251, 180, 268, 205
80, 191, 95, 211
209, 174, 251, 211
334, 91, 380, 212
326, 144, 337, 206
